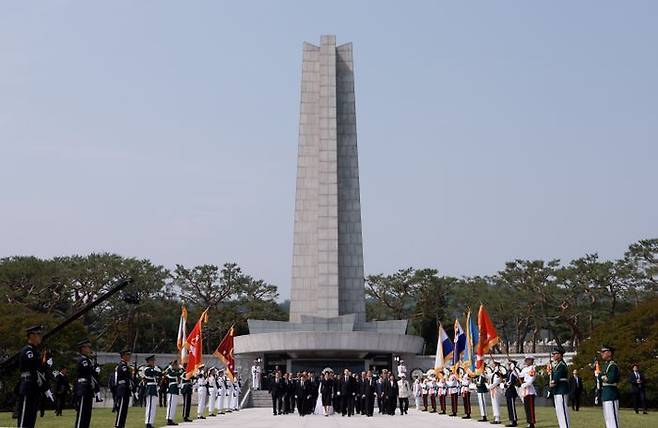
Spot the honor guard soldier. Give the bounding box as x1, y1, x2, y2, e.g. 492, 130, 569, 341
164, 359, 183, 425
17, 325, 52, 428
599, 345, 620, 428
459, 367, 472, 419
143, 355, 161, 428
447, 370, 460, 417
74, 338, 97, 428
550, 346, 570, 428
180, 363, 193, 422
475, 369, 488, 422
519, 355, 537, 428
437, 371, 448, 414
504, 360, 520, 427
114, 349, 132, 428
194, 365, 207, 419
488, 362, 503, 424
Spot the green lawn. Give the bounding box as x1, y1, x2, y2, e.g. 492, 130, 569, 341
0, 405, 655, 427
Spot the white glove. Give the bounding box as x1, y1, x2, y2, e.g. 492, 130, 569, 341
95, 366, 101, 374
46, 357, 53, 367
45, 390, 54, 402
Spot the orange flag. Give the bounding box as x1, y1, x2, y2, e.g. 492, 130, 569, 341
213, 325, 236, 381
476, 304, 499, 373
184, 308, 208, 379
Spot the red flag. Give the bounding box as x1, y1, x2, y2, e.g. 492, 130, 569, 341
213, 325, 236, 381
476, 304, 499, 373
184, 308, 208, 380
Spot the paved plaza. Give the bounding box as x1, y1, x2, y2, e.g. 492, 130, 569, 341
184, 408, 484, 428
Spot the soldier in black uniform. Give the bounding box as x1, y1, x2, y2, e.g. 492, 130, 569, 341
17, 325, 51, 428
54, 367, 70, 416
74, 338, 97, 428
180, 363, 193, 422
114, 349, 132, 428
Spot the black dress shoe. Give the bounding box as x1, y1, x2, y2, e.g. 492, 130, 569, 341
505, 423, 517, 427
184, 418, 192, 422
463, 415, 471, 419
198, 416, 206, 419
167, 420, 178, 426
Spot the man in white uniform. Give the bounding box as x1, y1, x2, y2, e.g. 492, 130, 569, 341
195, 366, 207, 419
487, 362, 503, 424
519, 355, 537, 428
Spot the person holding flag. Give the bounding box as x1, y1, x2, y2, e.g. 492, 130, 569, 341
452, 319, 466, 369
176, 306, 188, 365
460, 310, 479, 420
183, 308, 209, 381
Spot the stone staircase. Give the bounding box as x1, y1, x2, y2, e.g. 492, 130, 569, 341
249, 389, 272, 408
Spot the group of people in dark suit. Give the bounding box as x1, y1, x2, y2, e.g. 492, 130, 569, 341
269, 371, 316, 416
268, 368, 409, 417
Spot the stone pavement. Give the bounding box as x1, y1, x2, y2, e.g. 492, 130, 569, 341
171, 407, 486, 428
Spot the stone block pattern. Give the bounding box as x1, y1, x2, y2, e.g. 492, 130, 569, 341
289, 35, 366, 326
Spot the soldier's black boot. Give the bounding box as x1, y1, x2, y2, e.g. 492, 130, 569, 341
167, 419, 178, 425
479, 416, 488, 422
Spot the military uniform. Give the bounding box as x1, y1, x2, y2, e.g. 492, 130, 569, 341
504, 362, 520, 426
16, 326, 47, 428
599, 346, 620, 428
143, 356, 161, 428
447, 373, 459, 416
460, 370, 472, 419
180, 369, 193, 422
114, 351, 132, 428
206, 370, 217, 416
488, 365, 503, 424
164, 363, 183, 425
475, 372, 488, 421
550, 347, 570, 428
437, 376, 447, 414
520, 357, 537, 428
194, 369, 208, 419
74, 339, 97, 428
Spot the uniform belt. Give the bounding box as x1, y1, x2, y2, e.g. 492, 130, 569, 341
117, 380, 127, 385
559, 378, 568, 381
147, 382, 157, 386
20, 372, 33, 379
602, 383, 618, 386
77, 379, 89, 383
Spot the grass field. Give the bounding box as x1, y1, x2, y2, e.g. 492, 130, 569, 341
0, 405, 655, 428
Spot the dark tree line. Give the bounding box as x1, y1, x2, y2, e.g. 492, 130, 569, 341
0, 254, 286, 363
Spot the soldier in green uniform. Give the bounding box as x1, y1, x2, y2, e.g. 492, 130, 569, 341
180, 363, 193, 422
164, 360, 183, 426
549, 346, 570, 428
143, 355, 161, 428
598, 345, 620, 428
475, 370, 488, 422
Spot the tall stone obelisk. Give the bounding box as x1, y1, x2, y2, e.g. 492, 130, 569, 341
289, 35, 366, 326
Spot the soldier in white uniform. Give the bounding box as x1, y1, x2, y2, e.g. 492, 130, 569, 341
215, 370, 226, 415
421, 377, 429, 411
519, 355, 537, 428
251, 362, 261, 390
207, 368, 217, 417
195, 366, 207, 419
447, 371, 460, 417
487, 362, 503, 424
396, 360, 407, 378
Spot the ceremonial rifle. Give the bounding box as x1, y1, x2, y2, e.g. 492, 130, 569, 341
0, 277, 134, 378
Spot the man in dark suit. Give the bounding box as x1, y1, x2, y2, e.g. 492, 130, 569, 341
269, 372, 284, 415
282, 373, 292, 414
338, 369, 356, 416
296, 373, 312, 416
568, 369, 583, 411
628, 364, 648, 414
363, 371, 377, 417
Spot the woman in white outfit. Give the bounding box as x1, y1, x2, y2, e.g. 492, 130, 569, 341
412, 377, 422, 410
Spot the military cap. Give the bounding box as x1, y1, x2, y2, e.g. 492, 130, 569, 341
77, 338, 92, 348
26, 325, 44, 335
600, 345, 615, 353
524, 354, 535, 361
145, 354, 156, 362
119, 349, 131, 356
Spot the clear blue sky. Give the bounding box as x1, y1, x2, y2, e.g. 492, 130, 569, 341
1, 1, 656, 299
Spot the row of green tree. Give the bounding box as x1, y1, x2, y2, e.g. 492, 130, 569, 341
365, 239, 657, 354
0, 254, 286, 363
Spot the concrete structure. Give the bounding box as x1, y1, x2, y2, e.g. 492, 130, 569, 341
234, 35, 424, 376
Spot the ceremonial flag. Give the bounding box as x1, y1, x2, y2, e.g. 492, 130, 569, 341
176, 305, 188, 364
434, 323, 454, 371
184, 308, 208, 380
213, 325, 236, 381
476, 304, 499, 373
452, 319, 466, 368
463, 310, 479, 372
